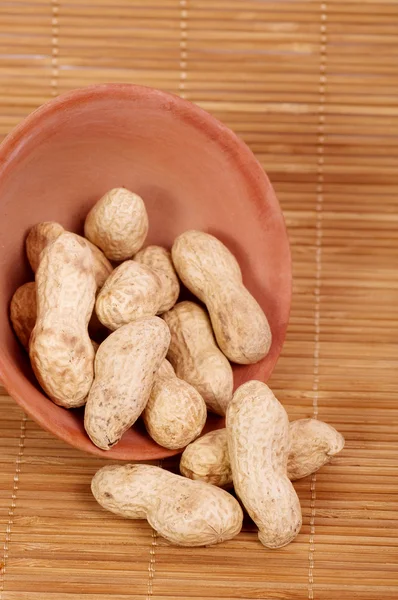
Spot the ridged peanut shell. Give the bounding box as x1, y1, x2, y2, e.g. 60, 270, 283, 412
180, 419, 345, 487
26, 222, 64, 272
26, 221, 113, 289
172, 230, 271, 364
95, 261, 163, 331
11, 281, 99, 355
227, 381, 302, 548
91, 464, 243, 547
143, 359, 207, 449
84, 317, 170, 450
10, 282, 37, 350
84, 188, 148, 261
287, 418, 345, 480
134, 245, 180, 313
180, 428, 232, 487
84, 237, 114, 289
162, 301, 233, 415
29, 232, 96, 408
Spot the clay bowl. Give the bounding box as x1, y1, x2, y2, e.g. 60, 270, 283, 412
0, 84, 291, 460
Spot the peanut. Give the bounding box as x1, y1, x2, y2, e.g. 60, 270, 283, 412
181, 428, 232, 488
10, 282, 37, 350
10, 281, 100, 354
162, 301, 233, 415
287, 418, 345, 480
134, 245, 180, 313
227, 381, 302, 548
180, 419, 345, 487
83, 238, 113, 289
84, 188, 148, 261
26, 222, 64, 272
95, 261, 163, 331
172, 230, 271, 364
91, 464, 243, 547
143, 359, 207, 450
84, 317, 170, 450
29, 232, 96, 408
26, 222, 113, 289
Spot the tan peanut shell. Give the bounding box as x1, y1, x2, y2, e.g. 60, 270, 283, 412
143, 359, 207, 450
10, 282, 37, 350
84, 188, 148, 261
134, 245, 180, 313
91, 464, 243, 547
180, 428, 232, 488
84, 317, 170, 450
95, 261, 163, 331
83, 238, 114, 289
162, 301, 233, 415
29, 232, 96, 408
26, 222, 64, 272
287, 418, 345, 480
171, 230, 271, 364
10, 281, 99, 355
180, 419, 345, 487
227, 381, 302, 548
26, 222, 113, 289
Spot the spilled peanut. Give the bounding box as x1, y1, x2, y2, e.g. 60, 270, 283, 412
227, 381, 302, 548
180, 420, 345, 487
92, 464, 243, 547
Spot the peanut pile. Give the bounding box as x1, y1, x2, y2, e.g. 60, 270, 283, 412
11, 187, 344, 548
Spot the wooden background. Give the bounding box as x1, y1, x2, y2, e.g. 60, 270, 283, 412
1, 1, 398, 599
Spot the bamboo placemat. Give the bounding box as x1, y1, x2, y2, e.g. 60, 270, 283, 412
1, 1, 398, 599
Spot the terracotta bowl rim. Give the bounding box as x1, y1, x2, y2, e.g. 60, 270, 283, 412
0, 83, 292, 459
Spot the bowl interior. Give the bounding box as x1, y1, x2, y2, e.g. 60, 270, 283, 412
0, 84, 291, 460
